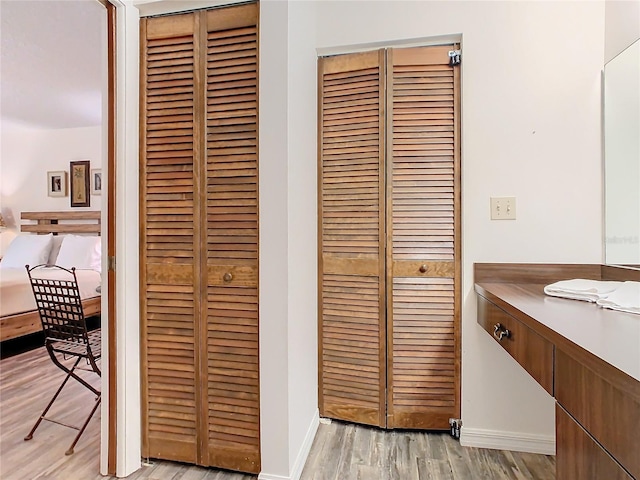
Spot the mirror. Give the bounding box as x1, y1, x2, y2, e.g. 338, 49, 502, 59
604, 39, 640, 266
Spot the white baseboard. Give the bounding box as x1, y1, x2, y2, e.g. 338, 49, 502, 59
289, 409, 320, 480
460, 427, 555, 455
258, 409, 320, 480
258, 473, 289, 480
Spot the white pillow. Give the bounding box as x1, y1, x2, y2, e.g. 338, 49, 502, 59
55, 235, 102, 272
0, 234, 54, 269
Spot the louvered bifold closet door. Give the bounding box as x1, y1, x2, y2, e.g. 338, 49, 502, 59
140, 13, 200, 463
318, 51, 387, 427
203, 4, 260, 474
386, 45, 460, 429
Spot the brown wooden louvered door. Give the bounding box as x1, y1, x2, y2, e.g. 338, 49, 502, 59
318, 45, 460, 430
318, 51, 387, 427
386, 46, 460, 429
203, 5, 260, 473
141, 12, 199, 463
140, 3, 259, 473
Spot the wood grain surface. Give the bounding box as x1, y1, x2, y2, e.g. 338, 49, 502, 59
318, 44, 461, 431
555, 349, 639, 478
140, 3, 260, 472
477, 295, 553, 395
21, 211, 101, 235
474, 263, 601, 284
556, 405, 631, 480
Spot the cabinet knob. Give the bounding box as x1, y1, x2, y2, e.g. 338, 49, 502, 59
223, 272, 233, 283
419, 264, 427, 273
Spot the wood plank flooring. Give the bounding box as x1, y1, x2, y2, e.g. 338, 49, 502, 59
0, 338, 103, 480
301, 421, 555, 480
0, 344, 555, 480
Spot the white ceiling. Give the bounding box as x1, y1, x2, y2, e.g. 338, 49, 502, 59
0, 0, 105, 130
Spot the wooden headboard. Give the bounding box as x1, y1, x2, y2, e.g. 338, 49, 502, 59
20, 211, 101, 235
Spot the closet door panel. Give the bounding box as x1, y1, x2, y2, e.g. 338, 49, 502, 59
319, 51, 387, 427
141, 6, 261, 470
387, 45, 460, 429
141, 13, 199, 463
204, 5, 260, 473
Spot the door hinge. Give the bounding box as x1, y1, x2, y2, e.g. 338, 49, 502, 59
449, 418, 462, 440
448, 49, 461, 66
108, 256, 116, 272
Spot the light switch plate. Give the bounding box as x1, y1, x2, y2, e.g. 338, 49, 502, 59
491, 197, 516, 220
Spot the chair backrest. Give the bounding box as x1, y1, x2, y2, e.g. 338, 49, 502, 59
26, 264, 89, 348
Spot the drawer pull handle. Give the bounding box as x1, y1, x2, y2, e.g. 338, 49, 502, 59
223, 272, 233, 283
419, 264, 427, 273
493, 323, 511, 341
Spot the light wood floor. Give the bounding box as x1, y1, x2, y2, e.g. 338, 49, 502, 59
0, 344, 555, 480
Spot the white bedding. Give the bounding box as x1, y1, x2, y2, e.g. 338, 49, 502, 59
0, 267, 101, 318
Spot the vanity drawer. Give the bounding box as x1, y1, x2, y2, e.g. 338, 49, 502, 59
556, 403, 632, 479
555, 348, 640, 478
477, 295, 553, 394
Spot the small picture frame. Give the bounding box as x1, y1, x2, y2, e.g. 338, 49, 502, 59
91, 169, 102, 195
47, 171, 67, 197
70, 160, 91, 207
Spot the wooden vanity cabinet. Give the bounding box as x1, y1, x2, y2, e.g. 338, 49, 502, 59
555, 348, 640, 479
474, 263, 640, 480
556, 404, 632, 480
477, 295, 553, 394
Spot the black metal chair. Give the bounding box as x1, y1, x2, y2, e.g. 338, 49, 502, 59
24, 264, 101, 455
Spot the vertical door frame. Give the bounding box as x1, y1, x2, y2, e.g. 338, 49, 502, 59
96, 0, 118, 474
110, 0, 143, 475
105, 2, 118, 473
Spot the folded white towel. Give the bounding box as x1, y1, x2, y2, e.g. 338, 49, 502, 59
543, 279, 623, 303
596, 281, 640, 315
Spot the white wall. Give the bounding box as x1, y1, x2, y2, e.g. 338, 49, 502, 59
605, 0, 640, 62
316, 0, 604, 452
259, 2, 320, 478
0, 122, 102, 253
286, 1, 319, 477
259, 0, 292, 477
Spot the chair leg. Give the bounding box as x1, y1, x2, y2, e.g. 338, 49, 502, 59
65, 394, 101, 456
24, 357, 82, 442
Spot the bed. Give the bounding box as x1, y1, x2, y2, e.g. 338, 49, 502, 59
0, 211, 102, 342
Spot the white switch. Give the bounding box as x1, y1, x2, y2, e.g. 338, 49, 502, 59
490, 197, 516, 220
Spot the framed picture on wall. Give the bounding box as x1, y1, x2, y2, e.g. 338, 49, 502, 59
91, 169, 102, 195
47, 171, 67, 197
70, 160, 90, 207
